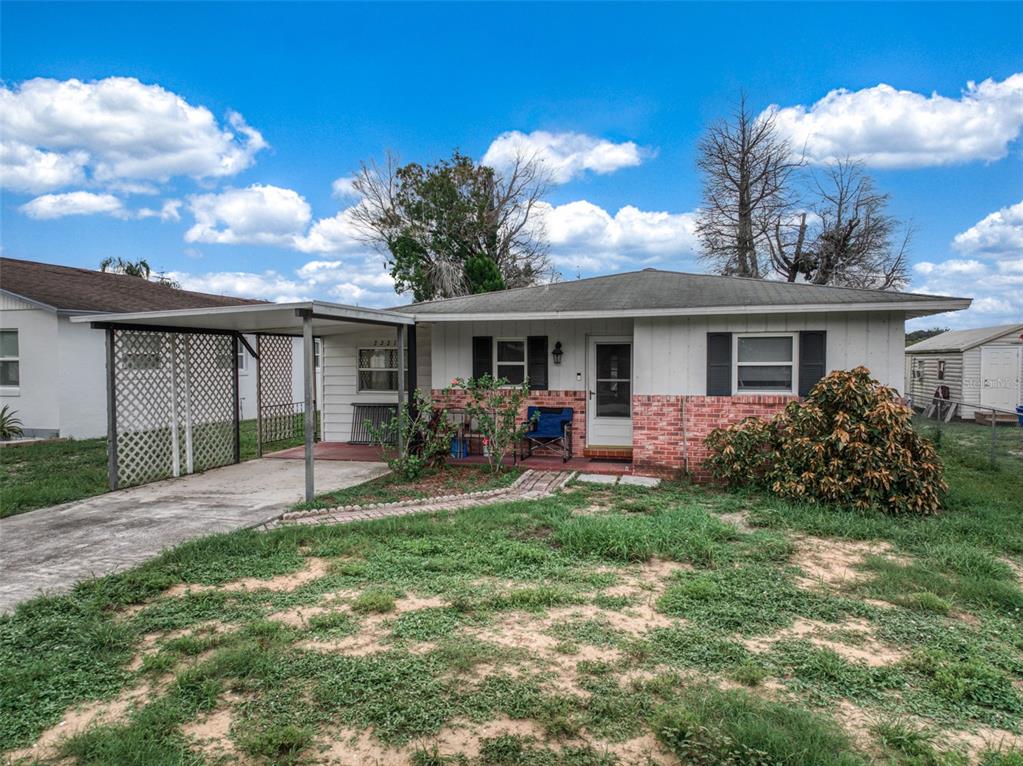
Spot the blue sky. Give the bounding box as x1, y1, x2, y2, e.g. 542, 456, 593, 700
2, 2, 1021, 328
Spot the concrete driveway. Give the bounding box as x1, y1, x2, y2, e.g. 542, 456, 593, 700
0, 458, 388, 613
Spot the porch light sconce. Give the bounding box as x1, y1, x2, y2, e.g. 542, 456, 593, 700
551, 341, 564, 365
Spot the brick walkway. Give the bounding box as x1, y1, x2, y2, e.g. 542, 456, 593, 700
259, 469, 575, 530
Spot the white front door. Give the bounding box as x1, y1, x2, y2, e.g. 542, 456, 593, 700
586, 337, 633, 447
980, 346, 1021, 411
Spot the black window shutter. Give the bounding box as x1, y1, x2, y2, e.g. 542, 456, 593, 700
472, 336, 493, 380
706, 332, 732, 395
527, 336, 548, 390
798, 331, 827, 396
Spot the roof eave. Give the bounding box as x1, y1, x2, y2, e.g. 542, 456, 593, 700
0, 288, 59, 313
411, 298, 972, 322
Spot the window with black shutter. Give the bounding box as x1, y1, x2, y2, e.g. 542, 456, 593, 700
706, 332, 732, 395
527, 336, 548, 390
798, 331, 827, 396
472, 336, 493, 380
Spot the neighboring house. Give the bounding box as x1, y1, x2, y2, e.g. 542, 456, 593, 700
905, 323, 1023, 420
0, 257, 318, 438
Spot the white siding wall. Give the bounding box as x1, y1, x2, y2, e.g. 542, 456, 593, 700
321, 326, 432, 443
428, 318, 633, 391
634, 311, 906, 395
0, 307, 62, 436
56, 318, 108, 438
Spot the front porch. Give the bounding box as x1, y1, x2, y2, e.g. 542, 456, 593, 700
264, 441, 656, 477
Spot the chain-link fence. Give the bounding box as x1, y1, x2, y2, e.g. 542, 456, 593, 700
910, 398, 1022, 469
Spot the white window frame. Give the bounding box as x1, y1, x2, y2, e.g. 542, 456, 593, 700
236, 345, 248, 373
494, 337, 527, 386
0, 328, 20, 394
732, 332, 798, 395
357, 346, 401, 393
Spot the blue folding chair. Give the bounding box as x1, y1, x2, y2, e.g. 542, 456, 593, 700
521, 406, 574, 462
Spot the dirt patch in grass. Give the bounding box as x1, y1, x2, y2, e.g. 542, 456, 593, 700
743, 617, 906, 668
600, 558, 693, 600
791, 536, 905, 589
431, 717, 554, 760
947, 724, 1023, 765
604, 733, 676, 765
164, 557, 333, 598
7, 684, 154, 762
182, 706, 246, 764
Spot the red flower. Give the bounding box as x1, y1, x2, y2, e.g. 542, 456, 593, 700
482, 437, 489, 446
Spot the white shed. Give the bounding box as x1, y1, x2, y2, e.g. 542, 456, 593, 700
905, 323, 1023, 419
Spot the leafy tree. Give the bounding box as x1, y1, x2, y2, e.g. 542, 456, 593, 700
350, 150, 551, 302
463, 254, 506, 294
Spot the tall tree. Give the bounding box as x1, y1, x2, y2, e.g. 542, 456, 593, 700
801, 161, 911, 289
350, 150, 552, 302
695, 96, 802, 278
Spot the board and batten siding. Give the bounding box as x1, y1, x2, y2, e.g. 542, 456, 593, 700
633, 311, 907, 395
428, 318, 634, 391
321, 326, 432, 443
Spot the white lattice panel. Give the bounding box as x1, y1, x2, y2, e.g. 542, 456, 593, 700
113, 330, 236, 488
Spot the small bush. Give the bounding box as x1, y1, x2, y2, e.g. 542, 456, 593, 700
705, 367, 947, 515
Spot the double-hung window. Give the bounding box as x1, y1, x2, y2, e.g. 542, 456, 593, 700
495, 339, 526, 384
0, 329, 19, 389
358, 347, 400, 392
734, 334, 795, 394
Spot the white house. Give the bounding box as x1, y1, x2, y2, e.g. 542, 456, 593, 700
75, 268, 970, 496
905, 323, 1023, 420
0, 257, 318, 439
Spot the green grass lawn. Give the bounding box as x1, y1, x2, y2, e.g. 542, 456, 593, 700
1, 427, 1021, 765
0, 420, 305, 518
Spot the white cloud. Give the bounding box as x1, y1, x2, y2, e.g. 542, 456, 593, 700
185, 185, 312, 246
138, 199, 183, 222
19, 191, 128, 220
294, 206, 366, 254
769, 74, 1023, 167
952, 200, 1023, 256
331, 176, 359, 198
0, 76, 267, 193
0, 142, 87, 194
170, 256, 396, 306
483, 130, 648, 184
908, 200, 1023, 329
539, 200, 700, 273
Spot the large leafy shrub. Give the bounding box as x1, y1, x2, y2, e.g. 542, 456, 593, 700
705, 367, 946, 515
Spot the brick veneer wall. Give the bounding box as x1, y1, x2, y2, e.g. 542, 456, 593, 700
431, 389, 587, 456
632, 394, 795, 479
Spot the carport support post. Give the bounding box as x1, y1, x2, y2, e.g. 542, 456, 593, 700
105, 327, 119, 491
302, 312, 315, 502
396, 324, 406, 458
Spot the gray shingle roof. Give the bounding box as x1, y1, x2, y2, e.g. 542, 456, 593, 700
906, 324, 1023, 353
399, 269, 966, 316
0, 257, 266, 313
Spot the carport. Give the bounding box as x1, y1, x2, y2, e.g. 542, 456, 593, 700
71, 301, 416, 501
